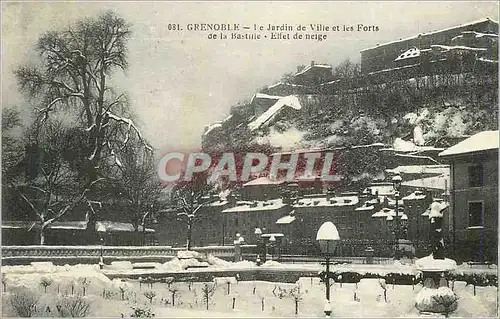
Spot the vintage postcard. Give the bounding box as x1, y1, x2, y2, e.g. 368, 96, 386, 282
1, 1, 498, 318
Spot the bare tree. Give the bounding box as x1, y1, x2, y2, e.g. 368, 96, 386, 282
110, 136, 163, 242
12, 120, 89, 244
143, 290, 156, 304
170, 172, 215, 250
40, 277, 53, 293
201, 283, 216, 310
15, 11, 151, 240
288, 285, 305, 315
168, 284, 180, 307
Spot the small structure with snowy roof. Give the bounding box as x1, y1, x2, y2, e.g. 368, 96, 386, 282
248, 95, 302, 131
293, 196, 359, 208
293, 61, 333, 86
438, 130, 499, 158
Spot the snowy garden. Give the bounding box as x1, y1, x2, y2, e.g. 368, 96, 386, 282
1, 251, 497, 318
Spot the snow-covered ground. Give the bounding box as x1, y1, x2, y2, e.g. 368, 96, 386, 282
1, 258, 497, 318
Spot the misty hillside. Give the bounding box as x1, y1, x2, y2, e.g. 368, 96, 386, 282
201, 17, 499, 189
200, 55, 497, 189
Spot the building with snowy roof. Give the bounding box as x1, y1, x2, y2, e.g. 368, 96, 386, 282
292, 61, 333, 86
438, 130, 498, 263
360, 18, 498, 74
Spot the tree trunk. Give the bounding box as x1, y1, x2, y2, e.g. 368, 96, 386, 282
187, 222, 193, 250
40, 226, 46, 245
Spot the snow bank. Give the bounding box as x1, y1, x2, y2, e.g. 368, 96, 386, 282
177, 250, 201, 259
160, 258, 209, 271
415, 255, 457, 272
228, 260, 256, 269
2, 264, 112, 295
108, 261, 133, 270
261, 260, 282, 268
206, 255, 231, 268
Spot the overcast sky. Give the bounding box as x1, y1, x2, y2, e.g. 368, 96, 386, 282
2, 1, 498, 155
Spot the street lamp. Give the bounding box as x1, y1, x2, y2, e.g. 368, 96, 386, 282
234, 233, 245, 262
99, 237, 104, 270
392, 172, 402, 259
254, 228, 263, 265
269, 235, 276, 260
316, 222, 340, 317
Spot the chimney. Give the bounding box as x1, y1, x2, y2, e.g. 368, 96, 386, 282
297, 66, 302, 73
311, 60, 315, 67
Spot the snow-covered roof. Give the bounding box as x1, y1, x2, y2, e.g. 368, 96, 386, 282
395, 47, 421, 61
222, 199, 286, 213
355, 205, 375, 211
206, 199, 229, 207
293, 196, 359, 208
477, 57, 498, 64
361, 18, 498, 52
1, 221, 88, 230
50, 221, 88, 230
371, 207, 404, 218
248, 95, 302, 131
402, 174, 450, 190
243, 176, 284, 187
363, 184, 395, 196
1, 220, 155, 233
295, 63, 332, 77
250, 93, 282, 104
402, 191, 427, 201
439, 130, 499, 157
276, 215, 296, 224
431, 44, 488, 52
390, 138, 446, 153
423, 201, 450, 218
386, 165, 449, 176
451, 30, 499, 41
267, 82, 308, 89
393, 153, 441, 165
96, 221, 155, 233
203, 122, 222, 136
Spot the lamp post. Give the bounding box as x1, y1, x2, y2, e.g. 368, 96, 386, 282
316, 222, 340, 317
269, 235, 276, 261
234, 233, 245, 262
392, 172, 402, 260
99, 237, 104, 269
254, 227, 263, 265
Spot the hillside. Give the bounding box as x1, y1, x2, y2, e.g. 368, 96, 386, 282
200, 61, 497, 190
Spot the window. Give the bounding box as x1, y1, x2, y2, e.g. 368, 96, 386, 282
468, 201, 484, 227
468, 165, 484, 187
